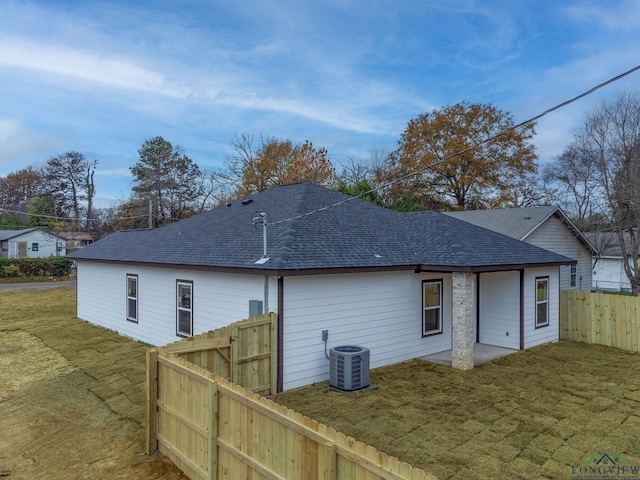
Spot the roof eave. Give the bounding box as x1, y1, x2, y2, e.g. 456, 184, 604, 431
71, 257, 576, 276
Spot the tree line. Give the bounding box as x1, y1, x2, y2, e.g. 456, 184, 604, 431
1, 94, 638, 292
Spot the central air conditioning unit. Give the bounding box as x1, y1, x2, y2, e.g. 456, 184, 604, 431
329, 345, 370, 391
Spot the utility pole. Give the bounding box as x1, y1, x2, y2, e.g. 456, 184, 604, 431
148, 198, 153, 229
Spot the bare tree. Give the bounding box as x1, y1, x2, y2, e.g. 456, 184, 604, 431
194, 168, 235, 212
571, 91, 640, 295
542, 143, 604, 227
498, 172, 549, 208
85, 160, 97, 231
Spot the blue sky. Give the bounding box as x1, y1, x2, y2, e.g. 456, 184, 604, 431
1, 0, 639, 207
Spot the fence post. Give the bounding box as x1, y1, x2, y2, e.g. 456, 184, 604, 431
231, 324, 239, 385
145, 348, 158, 455
318, 442, 337, 479
207, 382, 219, 479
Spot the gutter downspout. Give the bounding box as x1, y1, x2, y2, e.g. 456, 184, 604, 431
277, 276, 284, 393
519, 269, 525, 350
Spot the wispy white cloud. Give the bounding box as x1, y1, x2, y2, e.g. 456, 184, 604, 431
562, 0, 640, 30
0, 0, 638, 200
0, 118, 64, 167
0, 38, 186, 97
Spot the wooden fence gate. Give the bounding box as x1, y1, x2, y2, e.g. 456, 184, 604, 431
160, 312, 276, 395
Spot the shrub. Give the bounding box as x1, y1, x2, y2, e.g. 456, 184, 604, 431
0, 257, 72, 278
1, 264, 21, 277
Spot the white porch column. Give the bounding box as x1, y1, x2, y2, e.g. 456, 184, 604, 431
452, 271, 475, 370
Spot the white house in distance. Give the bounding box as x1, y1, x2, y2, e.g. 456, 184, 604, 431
445, 206, 596, 292
587, 232, 637, 292
0, 228, 66, 258
69, 183, 575, 392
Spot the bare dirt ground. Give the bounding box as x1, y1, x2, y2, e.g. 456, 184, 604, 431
0, 288, 186, 480
276, 341, 640, 480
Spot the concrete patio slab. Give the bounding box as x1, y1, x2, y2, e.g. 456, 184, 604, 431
420, 343, 518, 366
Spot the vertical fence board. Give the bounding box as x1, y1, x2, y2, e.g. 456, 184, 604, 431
561, 290, 640, 352
145, 349, 158, 455
148, 314, 434, 480
207, 382, 218, 480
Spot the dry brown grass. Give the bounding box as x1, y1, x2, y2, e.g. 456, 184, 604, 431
0, 288, 186, 480
276, 341, 640, 479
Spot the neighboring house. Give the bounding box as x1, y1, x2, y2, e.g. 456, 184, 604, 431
445, 206, 596, 292
587, 232, 637, 292
69, 182, 574, 392
60, 231, 94, 254
0, 228, 66, 258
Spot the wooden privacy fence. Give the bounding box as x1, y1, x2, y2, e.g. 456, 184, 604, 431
560, 290, 640, 351
162, 312, 277, 395
146, 349, 437, 480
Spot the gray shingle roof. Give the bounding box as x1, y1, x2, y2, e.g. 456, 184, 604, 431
586, 231, 638, 257
444, 206, 559, 240
0, 228, 40, 241
68, 182, 574, 273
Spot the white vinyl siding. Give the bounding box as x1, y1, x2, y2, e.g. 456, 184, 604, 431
478, 271, 520, 349
524, 215, 591, 291
2, 229, 66, 258
77, 261, 561, 392
282, 271, 452, 391
76, 262, 273, 346
593, 256, 632, 292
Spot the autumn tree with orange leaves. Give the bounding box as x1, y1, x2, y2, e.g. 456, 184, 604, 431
224, 134, 336, 197
378, 101, 537, 210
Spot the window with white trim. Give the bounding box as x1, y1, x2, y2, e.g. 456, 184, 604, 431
126, 274, 138, 323
570, 265, 577, 287
177, 281, 193, 337
422, 280, 443, 336
535, 277, 549, 328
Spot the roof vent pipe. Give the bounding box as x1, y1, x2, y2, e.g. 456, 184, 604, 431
251, 212, 269, 312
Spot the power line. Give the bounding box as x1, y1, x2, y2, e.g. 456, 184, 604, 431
0, 207, 150, 223
270, 64, 640, 227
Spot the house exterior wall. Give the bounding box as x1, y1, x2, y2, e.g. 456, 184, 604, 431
76, 261, 275, 346
281, 271, 453, 391
523, 266, 560, 349
76, 261, 561, 392
1, 230, 66, 258
593, 256, 632, 292
523, 215, 591, 291
478, 271, 520, 349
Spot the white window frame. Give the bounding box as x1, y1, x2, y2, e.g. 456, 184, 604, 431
535, 277, 549, 328
570, 264, 577, 288
126, 274, 138, 323
422, 280, 443, 337
176, 280, 193, 337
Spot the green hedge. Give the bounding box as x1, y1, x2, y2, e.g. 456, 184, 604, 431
0, 257, 73, 278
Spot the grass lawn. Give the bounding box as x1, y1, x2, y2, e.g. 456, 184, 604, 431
0, 288, 186, 479
276, 341, 640, 479
4, 287, 640, 479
